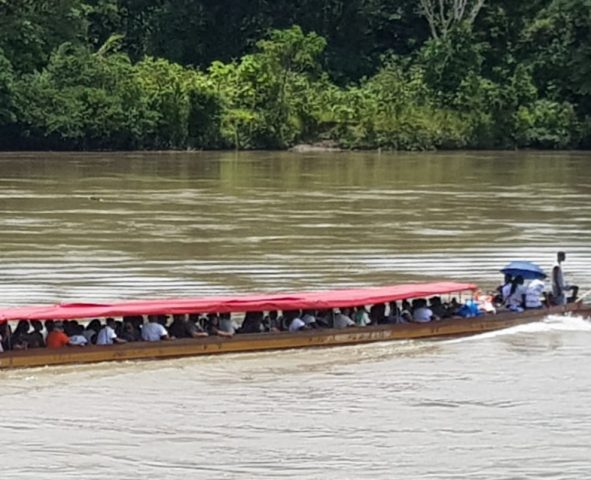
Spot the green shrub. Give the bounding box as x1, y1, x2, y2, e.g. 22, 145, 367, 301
515, 99, 580, 148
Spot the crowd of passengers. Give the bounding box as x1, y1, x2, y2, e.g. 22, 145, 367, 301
0, 261, 575, 354
496, 251, 580, 312
494, 255, 579, 313
0, 297, 479, 352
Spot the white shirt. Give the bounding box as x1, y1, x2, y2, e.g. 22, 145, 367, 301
413, 307, 433, 323
333, 313, 354, 329
289, 318, 306, 332
69, 335, 88, 346
301, 314, 316, 325
141, 322, 168, 342
220, 317, 239, 334
506, 284, 527, 308
96, 326, 117, 345
526, 280, 545, 308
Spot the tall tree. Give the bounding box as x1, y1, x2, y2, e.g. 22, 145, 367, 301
419, 0, 487, 39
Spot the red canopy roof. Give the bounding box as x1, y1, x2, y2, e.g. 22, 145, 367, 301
0, 282, 476, 322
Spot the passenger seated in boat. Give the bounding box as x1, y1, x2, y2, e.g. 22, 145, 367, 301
158, 314, 170, 328
127, 315, 144, 327
219, 312, 239, 334
44, 320, 54, 334
27, 320, 45, 348
400, 300, 413, 322
263, 310, 283, 332
206, 314, 233, 338
525, 279, 546, 309
122, 316, 143, 341
83, 319, 102, 345
46, 321, 70, 349
115, 320, 125, 337
386, 301, 400, 323
368, 303, 385, 324
448, 298, 463, 316
97, 318, 127, 345
120, 321, 141, 342
63, 320, 77, 337
495, 274, 513, 305
68, 320, 86, 338
69, 325, 88, 346
301, 309, 318, 328
412, 299, 438, 323
0, 322, 11, 351
429, 297, 450, 319
285, 311, 308, 332
188, 313, 208, 331
141, 315, 171, 342
315, 310, 331, 328
353, 306, 370, 326
239, 311, 264, 334
333, 308, 355, 328
169, 314, 187, 338
169, 314, 208, 339
11, 320, 31, 350
505, 275, 526, 312
0, 324, 9, 352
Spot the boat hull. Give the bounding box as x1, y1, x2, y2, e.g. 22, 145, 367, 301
1, 303, 589, 370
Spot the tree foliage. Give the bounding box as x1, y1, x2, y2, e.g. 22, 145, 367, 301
0, 49, 16, 126
419, 0, 487, 40
1, 0, 590, 150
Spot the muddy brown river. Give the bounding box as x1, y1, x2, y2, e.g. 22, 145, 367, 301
0, 151, 590, 479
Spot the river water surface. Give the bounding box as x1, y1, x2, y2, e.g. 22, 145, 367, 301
0, 151, 590, 479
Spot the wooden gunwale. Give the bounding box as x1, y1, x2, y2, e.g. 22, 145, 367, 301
1, 303, 589, 370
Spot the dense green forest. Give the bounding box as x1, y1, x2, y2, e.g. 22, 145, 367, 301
1, 0, 590, 150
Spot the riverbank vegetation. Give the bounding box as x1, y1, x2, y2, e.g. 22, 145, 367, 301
1, 0, 590, 150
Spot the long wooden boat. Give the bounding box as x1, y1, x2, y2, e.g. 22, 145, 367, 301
0, 282, 589, 370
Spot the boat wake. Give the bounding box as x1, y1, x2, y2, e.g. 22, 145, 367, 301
441, 314, 591, 345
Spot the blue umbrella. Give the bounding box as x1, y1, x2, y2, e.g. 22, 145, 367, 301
501, 261, 547, 280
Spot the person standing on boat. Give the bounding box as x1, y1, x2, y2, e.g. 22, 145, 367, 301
552, 252, 579, 305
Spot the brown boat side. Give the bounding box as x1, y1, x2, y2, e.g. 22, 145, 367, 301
1, 303, 589, 370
